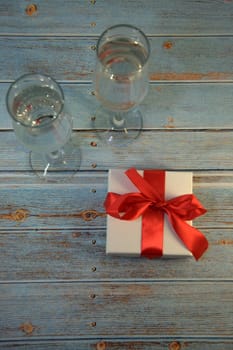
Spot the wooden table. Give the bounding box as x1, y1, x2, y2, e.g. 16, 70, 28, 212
0, 1, 232, 349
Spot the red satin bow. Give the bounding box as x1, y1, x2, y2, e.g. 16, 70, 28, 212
104, 168, 208, 260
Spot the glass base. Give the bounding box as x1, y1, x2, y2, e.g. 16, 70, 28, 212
92, 107, 143, 146
29, 139, 81, 181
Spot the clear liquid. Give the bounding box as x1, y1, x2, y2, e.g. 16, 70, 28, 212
95, 38, 149, 111
14, 86, 62, 126
12, 86, 72, 153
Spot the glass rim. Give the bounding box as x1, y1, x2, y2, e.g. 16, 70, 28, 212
96, 23, 151, 67
6, 73, 65, 128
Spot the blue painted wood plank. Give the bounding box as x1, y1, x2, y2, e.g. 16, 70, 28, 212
0, 37, 94, 82
0, 228, 232, 280
0, 173, 232, 230
1, 0, 233, 35
0, 282, 232, 338
1, 37, 233, 82
0, 131, 231, 171
0, 172, 106, 229
0, 340, 233, 350
1, 83, 233, 130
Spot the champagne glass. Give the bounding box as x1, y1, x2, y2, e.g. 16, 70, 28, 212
93, 24, 150, 145
6, 73, 81, 179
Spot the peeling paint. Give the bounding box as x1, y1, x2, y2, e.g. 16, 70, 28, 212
38, 209, 106, 221
150, 72, 232, 81
163, 41, 173, 49
96, 341, 106, 350
19, 322, 36, 335
25, 4, 38, 16
164, 116, 175, 129
72, 232, 81, 238
169, 341, 181, 350
216, 239, 233, 245
58, 240, 71, 248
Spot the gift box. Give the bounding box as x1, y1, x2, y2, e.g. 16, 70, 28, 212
105, 168, 208, 260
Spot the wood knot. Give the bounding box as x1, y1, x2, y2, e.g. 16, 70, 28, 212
163, 41, 173, 49
13, 209, 29, 222
96, 341, 106, 350
19, 322, 36, 335
25, 4, 38, 16
80, 209, 105, 221
169, 341, 181, 350
0, 209, 29, 222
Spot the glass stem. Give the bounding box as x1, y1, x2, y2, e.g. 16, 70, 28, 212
112, 112, 126, 128
42, 149, 65, 177
45, 149, 64, 164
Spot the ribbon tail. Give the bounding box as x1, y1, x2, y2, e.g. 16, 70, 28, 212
167, 212, 209, 260
141, 207, 163, 259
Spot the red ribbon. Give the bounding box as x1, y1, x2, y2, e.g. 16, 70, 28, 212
104, 168, 208, 260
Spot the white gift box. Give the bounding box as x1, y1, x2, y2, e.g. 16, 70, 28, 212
106, 169, 193, 258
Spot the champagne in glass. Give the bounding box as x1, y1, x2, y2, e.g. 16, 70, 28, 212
93, 24, 150, 145
6, 73, 81, 179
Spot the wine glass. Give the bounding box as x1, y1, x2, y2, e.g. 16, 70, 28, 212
93, 24, 150, 145
6, 73, 81, 180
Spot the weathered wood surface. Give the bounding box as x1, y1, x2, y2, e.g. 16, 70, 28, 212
0, 282, 232, 339
1, 83, 233, 129
1, 37, 233, 82
0, 227, 232, 280
0, 173, 233, 230
0, 172, 232, 281
0, 131, 232, 170
0, 0, 233, 348
1, 341, 233, 350
1, 0, 233, 35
